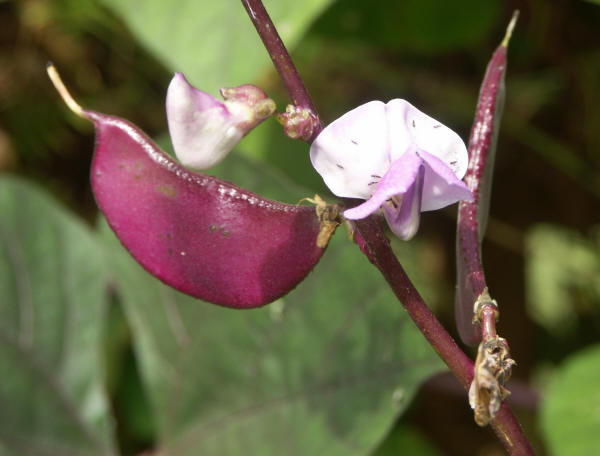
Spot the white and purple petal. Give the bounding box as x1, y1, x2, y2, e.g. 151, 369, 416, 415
417, 149, 474, 211
386, 99, 469, 178
382, 165, 425, 240
310, 98, 473, 240
343, 149, 424, 219
166, 73, 275, 170
167, 73, 240, 170
310, 101, 391, 200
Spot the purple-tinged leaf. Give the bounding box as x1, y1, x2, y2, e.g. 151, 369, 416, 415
47, 64, 326, 308
455, 12, 518, 345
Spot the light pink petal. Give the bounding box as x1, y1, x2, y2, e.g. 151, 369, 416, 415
310, 101, 391, 200
417, 149, 474, 211
382, 165, 424, 240
343, 149, 423, 219
166, 73, 243, 170
386, 99, 468, 178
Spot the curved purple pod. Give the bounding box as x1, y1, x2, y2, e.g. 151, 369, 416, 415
82, 111, 324, 308
46, 63, 326, 308
455, 14, 517, 344
86, 111, 324, 308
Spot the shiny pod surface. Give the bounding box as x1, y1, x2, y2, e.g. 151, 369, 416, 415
87, 111, 324, 308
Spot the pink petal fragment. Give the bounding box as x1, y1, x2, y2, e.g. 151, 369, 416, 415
382, 165, 425, 240
417, 149, 474, 211
166, 73, 240, 170
343, 149, 423, 220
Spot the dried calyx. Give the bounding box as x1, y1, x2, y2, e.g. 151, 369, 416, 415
469, 288, 516, 426
276, 104, 320, 142
469, 336, 516, 426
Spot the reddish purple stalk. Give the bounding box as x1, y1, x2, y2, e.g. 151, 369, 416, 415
354, 217, 533, 455
241, 1, 533, 453
456, 12, 518, 345
241, 0, 322, 142
354, 217, 474, 386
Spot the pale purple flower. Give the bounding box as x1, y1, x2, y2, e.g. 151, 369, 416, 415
310, 100, 473, 240
166, 73, 275, 170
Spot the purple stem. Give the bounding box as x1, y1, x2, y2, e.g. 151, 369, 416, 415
241, 0, 322, 141
241, 2, 533, 453
353, 217, 534, 455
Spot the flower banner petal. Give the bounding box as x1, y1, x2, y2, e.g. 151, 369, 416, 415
386, 99, 469, 179
310, 101, 391, 200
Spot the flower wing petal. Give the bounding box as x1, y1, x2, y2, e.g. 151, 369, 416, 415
343, 149, 423, 219
386, 99, 468, 179
418, 149, 474, 211
310, 101, 391, 200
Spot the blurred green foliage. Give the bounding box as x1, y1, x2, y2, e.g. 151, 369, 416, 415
526, 225, 600, 333
99, 0, 333, 95
540, 344, 600, 456
1, 0, 600, 454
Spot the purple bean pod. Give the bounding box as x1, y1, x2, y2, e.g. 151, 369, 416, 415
47, 64, 327, 309
456, 12, 518, 345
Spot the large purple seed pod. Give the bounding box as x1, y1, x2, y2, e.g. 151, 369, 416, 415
48, 65, 327, 308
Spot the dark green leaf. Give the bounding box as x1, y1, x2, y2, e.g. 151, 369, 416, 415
373, 425, 442, 456
312, 0, 499, 54
0, 176, 115, 455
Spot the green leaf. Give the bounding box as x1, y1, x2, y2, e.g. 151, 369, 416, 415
373, 424, 442, 456
233, 120, 329, 195
312, 0, 500, 54
540, 344, 600, 455
100, 157, 444, 455
99, 0, 334, 94
0, 176, 115, 455
525, 224, 600, 331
